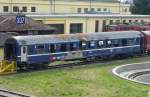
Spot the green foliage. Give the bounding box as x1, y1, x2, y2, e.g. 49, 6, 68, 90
0, 57, 150, 97
130, 0, 150, 14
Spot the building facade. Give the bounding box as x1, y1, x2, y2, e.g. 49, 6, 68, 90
29, 14, 150, 34
0, 0, 130, 14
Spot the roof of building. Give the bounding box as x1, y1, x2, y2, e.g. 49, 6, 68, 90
142, 31, 150, 36
8, 31, 142, 45
0, 15, 55, 32
77, 0, 119, 3
28, 14, 150, 18
57, 0, 119, 3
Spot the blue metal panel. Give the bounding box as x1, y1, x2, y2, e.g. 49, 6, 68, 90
28, 45, 36, 55
27, 55, 50, 64
27, 53, 68, 64
82, 46, 142, 57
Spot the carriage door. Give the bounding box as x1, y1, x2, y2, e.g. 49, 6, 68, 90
21, 46, 28, 62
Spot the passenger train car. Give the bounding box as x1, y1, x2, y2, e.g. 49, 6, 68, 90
108, 24, 150, 32
4, 31, 144, 68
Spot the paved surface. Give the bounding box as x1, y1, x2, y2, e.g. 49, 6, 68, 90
0, 88, 36, 97
0, 91, 21, 97
135, 74, 150, 84
112, 62, 150, 85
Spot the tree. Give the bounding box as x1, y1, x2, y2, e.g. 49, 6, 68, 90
130, 0, 150, 15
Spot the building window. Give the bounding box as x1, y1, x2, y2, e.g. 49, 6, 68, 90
123, 20, 126, 24
110, 20, 113, 25
77, 8, 82, 13
135, 20, 138, 22
84, 8, 88, 13
108, 9, 111, 13
70, 23, 83, 34
48, 24, 64, 34
13, 6, 19, 12
116, 20, 120, 24
102, 20, 106, 32
31, 7, 36, 12
124, 8, 128, 12
22, 6, 27, 12
103, 8, 107, 12
95, 20, 99, 32
37, 20, 43, 23
91, 8, 95, 12
129, 20, 132, 23
97, 8, 101, 11
3, 6, 9, 12
141, 20, 144, 23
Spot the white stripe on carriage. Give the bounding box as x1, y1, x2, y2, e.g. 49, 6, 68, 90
17, 45, 141, 57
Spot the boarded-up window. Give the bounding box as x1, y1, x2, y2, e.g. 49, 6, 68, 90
70, 23, 83, 34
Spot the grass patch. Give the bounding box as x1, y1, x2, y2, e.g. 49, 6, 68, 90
0, 56, 150, 97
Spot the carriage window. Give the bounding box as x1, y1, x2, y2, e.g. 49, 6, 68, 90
90, 41, 95, 47
80, 41, 87, 50
136, 38, 140, 44
122, 39, 127, 46
49, 44, 56, 53
70, 43, 78, 51
23, 47, 26, 54
98, 41, 104, 46
107, 40, 112, 47
113, 40, 120, 47
107, 41, 111, 45
36, 45, 45, 54
127, 39, 134, 46
60, 43, 67, 52
98, 41, 104, 47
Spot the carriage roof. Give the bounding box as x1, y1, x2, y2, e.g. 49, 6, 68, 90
6, 31, 142, 45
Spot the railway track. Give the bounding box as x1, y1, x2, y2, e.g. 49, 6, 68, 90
0, 89, 35, 97
17, 54, 148, 74
47, 55, 147, 70
48, 59, 105, 69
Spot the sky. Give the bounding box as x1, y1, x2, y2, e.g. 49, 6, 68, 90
119, 0, 133, 2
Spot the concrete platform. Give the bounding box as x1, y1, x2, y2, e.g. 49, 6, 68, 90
112, 62, 150, 85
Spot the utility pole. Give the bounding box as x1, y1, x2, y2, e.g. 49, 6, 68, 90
119, 0, 121, 14
10, 0, 13, 14
49, 0, 53, 14
54, 0, 55, 14
49, 0, 55, 14
90, 0, 92, 12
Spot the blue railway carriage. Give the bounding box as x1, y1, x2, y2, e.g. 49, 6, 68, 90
4, 31, 143, 66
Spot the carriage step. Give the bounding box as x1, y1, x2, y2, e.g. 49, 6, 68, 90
0, 60, 17, 74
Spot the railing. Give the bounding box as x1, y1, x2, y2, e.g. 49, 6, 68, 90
0, 60, 17, 74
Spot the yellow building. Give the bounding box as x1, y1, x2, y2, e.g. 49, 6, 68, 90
29, 14, 150, 34
0, 0, 130, 14
0, 0, 150, 34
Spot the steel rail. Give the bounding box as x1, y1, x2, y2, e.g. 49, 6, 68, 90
0, 89, 35, 97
